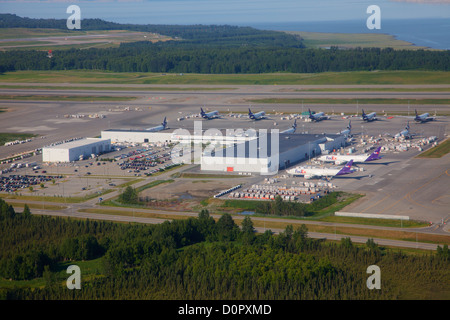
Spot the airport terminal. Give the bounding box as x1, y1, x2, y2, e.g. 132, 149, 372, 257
42, 138, 111, 163
201, 132, 346, 174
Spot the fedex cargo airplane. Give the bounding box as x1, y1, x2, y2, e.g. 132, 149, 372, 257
248, 108, 266, 120
394, 122, 415, 139
361, 109, 377, 122
281, 119, 297, 134
200, 107, 220, 119
337, 120, 352, 137
286, 160, 355, 180
146, 117, 168, 132
308, 108, 327, 122
317, 146, 382, 165
414, 109, 435, 123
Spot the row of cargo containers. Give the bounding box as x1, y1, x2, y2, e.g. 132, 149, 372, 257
229, 193, 297, 201
244, 187, 319, 194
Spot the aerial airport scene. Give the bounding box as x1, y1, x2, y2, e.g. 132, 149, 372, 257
0, 0, 449, 305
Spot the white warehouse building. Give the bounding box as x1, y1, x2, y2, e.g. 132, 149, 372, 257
101, 128, 258, 145
201, 133, 346, 175
42, 138, 111, 163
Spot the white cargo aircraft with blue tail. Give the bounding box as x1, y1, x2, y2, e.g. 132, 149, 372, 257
337, 120, 352, 137
308, 108, 328, 122
394, 121, 415, 139
200, 107, 220, 120
361, 109, 377, 122
146, 117, 168, 132
281, 119, 297, 134
248, 108, 266, 120
414, 109, 435, 123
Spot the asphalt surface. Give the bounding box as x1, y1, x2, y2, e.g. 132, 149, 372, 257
1, 83, 449, 249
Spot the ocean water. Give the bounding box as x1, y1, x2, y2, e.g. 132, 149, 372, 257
247, 19, 450, 50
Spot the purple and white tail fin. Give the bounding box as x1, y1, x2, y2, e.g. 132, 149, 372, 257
336, 160, 354, 175
365, 146, 382, 161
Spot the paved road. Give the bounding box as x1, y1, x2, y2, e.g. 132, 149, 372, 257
23, 207, 445, 251
2, 88, 450, 100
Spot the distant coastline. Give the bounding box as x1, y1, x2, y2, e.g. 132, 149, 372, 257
245, 19, 449, 50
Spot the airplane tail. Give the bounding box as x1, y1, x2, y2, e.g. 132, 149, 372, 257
293, 119, 297, 129
406, 121, 410, 130
361, 109, 366, 119
365, 146, 383, 161
336, 160, 354, 175
248, 108, 254, 119
348, 120, 351, 130
162, 117, 167, 128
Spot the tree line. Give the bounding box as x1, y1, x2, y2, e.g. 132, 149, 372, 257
1, 14, 449, 74
0, 198, 449, 300
1, 45, 449, 74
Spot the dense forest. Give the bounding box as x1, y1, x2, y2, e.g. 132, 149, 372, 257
1, 43, 449, 74
0, 14, 449, 74
1, 198, 449, 300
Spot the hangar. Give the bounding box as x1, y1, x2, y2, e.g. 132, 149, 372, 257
200, 133, 346, 175
101, 128, 258, 145
42, 138, 111, 163
101, 129, 173, 144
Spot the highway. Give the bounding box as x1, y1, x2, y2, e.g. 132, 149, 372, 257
5, 164, 449, 252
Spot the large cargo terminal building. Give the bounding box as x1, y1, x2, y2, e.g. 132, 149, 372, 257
200, 133, 346, 175
42, 138, 111, 163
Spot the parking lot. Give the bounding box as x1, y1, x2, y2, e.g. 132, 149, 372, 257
0, 174, 63, 193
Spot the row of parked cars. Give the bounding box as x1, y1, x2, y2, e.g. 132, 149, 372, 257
0, 174, 62, 193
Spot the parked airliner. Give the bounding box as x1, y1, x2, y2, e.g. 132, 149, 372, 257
248, 108, 266, 120
146, 117, 168, 132
317, 146, 382, 165
200, 108, 220, 119
394, 122, 414, 139
414, 109, 435, 123
337, 120, 352, 137
287, 160, 355, 179
361, 109, 377, 122
308, 108, 327, 122
281, 119, 297, 134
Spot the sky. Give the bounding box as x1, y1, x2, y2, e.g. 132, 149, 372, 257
1, 0, 449, 25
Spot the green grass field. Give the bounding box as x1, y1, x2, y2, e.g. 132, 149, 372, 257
416, 139, 450, 158
1, 70, 449, 85
0, 132, 37, 145
287, 31, 429, 50
0, 94, 137, 102
248, 98, 450, 105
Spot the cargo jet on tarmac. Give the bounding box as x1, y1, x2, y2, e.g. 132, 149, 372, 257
317, 146, 382, 165
308, 108, 328, 122
200, 108, 220, 119
146, 117, 168, 131
337, 120, 352, 137
287, 160, 355, 180
281, 119, 297, 134
361, 109, 377, 122
414, 109, 435, 123
394, 122, 415, 139
248, 108, 266, 120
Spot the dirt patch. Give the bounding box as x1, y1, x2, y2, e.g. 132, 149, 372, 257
139, 178, 245, 200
